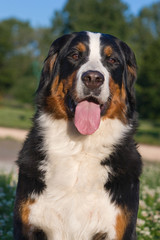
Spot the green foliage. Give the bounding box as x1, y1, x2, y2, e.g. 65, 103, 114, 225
137, 163, 160, 239
139, 2, 160, 38
52, 0, 129, 40
130, 3, 160, 120
0, 18, 41, 103
137, 38, 160, 119
0, 21, 14, 92
0, 174, 16, 240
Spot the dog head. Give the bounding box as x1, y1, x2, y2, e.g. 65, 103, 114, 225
36, 31, 137, 135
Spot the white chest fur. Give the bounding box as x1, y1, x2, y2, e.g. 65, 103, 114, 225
29, 113, 129, 240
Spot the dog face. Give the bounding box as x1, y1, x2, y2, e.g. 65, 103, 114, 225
37, 31, 137, 135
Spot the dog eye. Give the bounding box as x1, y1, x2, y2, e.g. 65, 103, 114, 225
107, 57, 118, 64
71, 53, 79, 60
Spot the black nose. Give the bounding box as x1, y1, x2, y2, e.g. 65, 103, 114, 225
82, 71, 104, 90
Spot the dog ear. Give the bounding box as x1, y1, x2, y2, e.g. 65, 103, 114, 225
120, 41, 137, 97
36, 34, 73, 96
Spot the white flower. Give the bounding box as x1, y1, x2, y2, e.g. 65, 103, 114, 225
137, 218, 145, 226
141, 211, 148, 217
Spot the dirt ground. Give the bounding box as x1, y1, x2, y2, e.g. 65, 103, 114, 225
0, 127, 160, 173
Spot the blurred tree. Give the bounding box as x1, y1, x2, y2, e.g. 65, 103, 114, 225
0, 20, 14, 92
51, 0, 129, 40
127, 16, 154, 66
137, 38, 160, 119
35, 27, 54, 62
128, 2, 160, 66
135, 2, 160, 119
0, 19, 41, 103
139, 2, 160, 38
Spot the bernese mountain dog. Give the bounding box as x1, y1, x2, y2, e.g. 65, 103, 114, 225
14, 31, 142, 240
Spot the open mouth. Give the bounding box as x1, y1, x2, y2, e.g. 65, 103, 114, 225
66, 94, 108, 135
66, 95, 107, 115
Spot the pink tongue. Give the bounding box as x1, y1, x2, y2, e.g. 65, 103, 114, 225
74, 101, 101, 135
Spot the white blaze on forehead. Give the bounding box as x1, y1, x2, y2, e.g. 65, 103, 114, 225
88, 32, 102, 62
76, 31, 110, 103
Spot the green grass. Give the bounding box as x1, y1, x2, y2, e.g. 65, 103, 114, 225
0, 163, 160, 239
0, 106, 33, 129
135, 120, 160, 146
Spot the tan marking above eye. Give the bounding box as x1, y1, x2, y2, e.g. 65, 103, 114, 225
76, 42, 86, 52
104, 46, 113, 57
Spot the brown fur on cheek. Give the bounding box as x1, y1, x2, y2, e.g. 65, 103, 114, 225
102, 77, 127, 124
45, 72, 77, 119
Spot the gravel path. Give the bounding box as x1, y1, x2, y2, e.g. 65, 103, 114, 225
0, 127, 160, 172
0, 127, 28, 141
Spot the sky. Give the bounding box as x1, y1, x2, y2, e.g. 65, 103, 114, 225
0, 0, 159, 28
